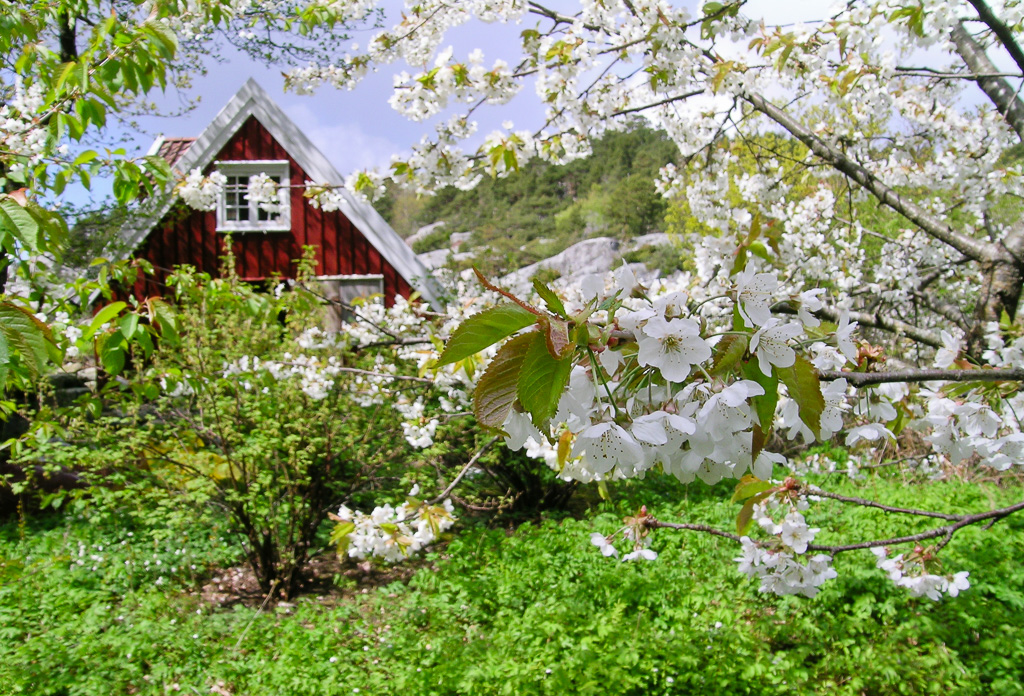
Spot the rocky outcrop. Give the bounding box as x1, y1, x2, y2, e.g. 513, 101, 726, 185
500, 237, 621, 291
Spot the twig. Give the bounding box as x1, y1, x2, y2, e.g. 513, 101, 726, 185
645, 518, 743, 543
427, 436, 500, 505
808, 498, 1024, 554
232, 578, 279, 652
808, 487, 960, 520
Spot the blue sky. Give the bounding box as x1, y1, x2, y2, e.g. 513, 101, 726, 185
123, 7, 557, 175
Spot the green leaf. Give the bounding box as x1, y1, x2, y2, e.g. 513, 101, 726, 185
119, 313, 139, 339
731, 475, 776, 503
778, 355, 825, 437
151, 300, 180, 346
330, 521, 356, 556
742, 360, 778, 460
742, 360, 779, 432
99, 330, 127, 374
0, 197, 41, 253
709, 333, 749, 377
737, 490, 775, 535
437, 304, 538, 366
83, 302, 126, 341
0, 302, 53, 377
73, 150, 98, 167
518, 331, 574, 429
474, 331, 535, 430
533, 278, 567, 318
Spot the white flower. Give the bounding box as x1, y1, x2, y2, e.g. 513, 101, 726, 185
797, 288, 825, 327
779, 511, 818, 554
750, 320, 802, 377
845, 423, 895, 446
570, 422, 645, 477
835, 310, 859, 361
947, 571, 970, 597
590, 532, 618, 557
934, 330, 962, 368
735, 268, 778, 328
622, 547, 658, 561
636, 316, 711, 382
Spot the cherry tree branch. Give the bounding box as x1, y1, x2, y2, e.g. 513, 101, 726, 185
965, 0, 1024, 77
646, 498, 1024, 557
808, 499, 1024, 554
801, 303, 943, 348
427, 436, 499, 505
951, 21, 1024, 140
808, 488, 961, 521
743, 91, 994, 262
894, 66, 1024, 79
818, 367, 1024, 386
645, 518, 743, 543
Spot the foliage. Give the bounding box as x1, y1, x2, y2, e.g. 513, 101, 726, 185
7, 252, 421, 598
2, 473, 1023, 695
381, 124, 677, 272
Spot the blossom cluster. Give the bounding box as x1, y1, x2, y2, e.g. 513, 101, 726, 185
497, 266, 851, 486
0, 81, 53, 180
335, 489, 456, 562
732, 495, 838, 598
222, 353, 345, 401
176, 168, 226, 211
871, 547, 970, 601
246, 172, 283, 214
589, 506, 659, 562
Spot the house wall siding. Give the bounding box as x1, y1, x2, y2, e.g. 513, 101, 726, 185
131, 116, 412, 304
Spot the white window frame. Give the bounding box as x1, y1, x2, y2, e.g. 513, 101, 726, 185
215, 160, 291, 232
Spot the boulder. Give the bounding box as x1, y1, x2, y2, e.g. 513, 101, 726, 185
501, 237, 621, 292
418, 248, 451, 270
405, 221, 446, 248
449, 232, 473, 253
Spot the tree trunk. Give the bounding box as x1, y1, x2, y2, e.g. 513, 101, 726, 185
969, 228, 1024, 354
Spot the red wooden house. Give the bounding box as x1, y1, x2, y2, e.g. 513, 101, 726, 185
117, 78, 442, 308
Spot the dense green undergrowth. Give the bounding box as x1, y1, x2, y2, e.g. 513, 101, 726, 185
2, 473, 1023, 696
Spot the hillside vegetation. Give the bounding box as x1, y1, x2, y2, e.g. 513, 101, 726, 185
376, 123, 678, 276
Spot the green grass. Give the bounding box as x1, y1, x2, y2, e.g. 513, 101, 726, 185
2, 473, 1023, 695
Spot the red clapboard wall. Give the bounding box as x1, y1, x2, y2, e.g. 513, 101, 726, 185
130, 115, 411, 305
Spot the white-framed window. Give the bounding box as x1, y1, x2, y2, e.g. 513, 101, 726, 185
215, 160, 290, 232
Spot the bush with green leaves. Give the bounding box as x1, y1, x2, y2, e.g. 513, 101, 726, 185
8, 252, 435, 598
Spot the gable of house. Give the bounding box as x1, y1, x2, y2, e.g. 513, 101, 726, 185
118, 79, 443, 309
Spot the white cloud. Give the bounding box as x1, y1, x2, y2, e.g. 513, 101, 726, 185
285, 103, 405, 176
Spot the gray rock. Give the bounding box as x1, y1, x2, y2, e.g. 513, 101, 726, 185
501, 237, 621, 292
627, 232, 674, 252
449, 232, 473, 253
418, 248, 451, 270
405, 221, 446, 248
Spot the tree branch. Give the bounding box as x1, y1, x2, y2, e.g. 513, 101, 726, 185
427, 436, 499, 505
808, 487, 961, 520
808, 498, 1024, 554
818, 367, 1024, 386
951, 21, 1024, 141
965, 0, 1024, 77
645, 518, 744, 543
743, 92, 994, 262
809, 303, 943, 348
